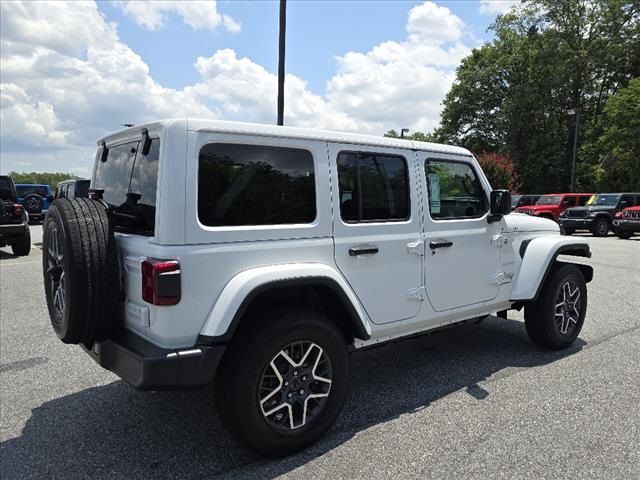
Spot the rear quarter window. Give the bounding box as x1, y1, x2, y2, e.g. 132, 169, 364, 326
198, 143, 316, 227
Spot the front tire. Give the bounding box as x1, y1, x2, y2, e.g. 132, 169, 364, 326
215, 308, 350, 457
590, 218, 609, 237
525, 263, 587, 350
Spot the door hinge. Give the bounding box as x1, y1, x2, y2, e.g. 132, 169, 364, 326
407, 286, 426, 301
407, 240, 424, 256
491, 234, 508, 248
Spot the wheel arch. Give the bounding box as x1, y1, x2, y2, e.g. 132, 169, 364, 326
198, 263, 372, 345
511, 237, 593, 302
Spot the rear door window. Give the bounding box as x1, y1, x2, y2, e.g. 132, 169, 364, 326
337, 152, 409, 222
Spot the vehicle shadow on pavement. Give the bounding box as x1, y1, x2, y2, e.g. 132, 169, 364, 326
1, 316, 585, 479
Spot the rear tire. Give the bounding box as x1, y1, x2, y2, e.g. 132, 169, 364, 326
590, 218, 609, 237
11, 228, 31, 256
215, 307, 350, 457
42, 198, 120, 344
615, 230, 632, 239
525, 263, 587, 350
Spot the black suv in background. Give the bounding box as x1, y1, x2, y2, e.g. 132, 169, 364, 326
0, 175, 31, 256
559, 193, 640, 236
54, 179, 90, 200
511, 194, 541, 209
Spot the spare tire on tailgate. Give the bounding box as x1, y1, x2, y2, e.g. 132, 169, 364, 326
42, 198, 120, 344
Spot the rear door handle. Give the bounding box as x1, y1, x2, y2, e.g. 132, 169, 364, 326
429, 240, 453, 249
349, 245, 379, 256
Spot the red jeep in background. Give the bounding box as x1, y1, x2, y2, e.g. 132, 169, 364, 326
613, 205, 640, 239
515, 193, 593, 221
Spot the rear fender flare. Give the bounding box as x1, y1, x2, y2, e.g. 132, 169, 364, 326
198, 263, 372, 342
510, 237, 592, 301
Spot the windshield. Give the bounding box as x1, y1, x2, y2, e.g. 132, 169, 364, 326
16, 185, 49, 197
93, 139, 159, 235
590, 194, 619, 206
536, 195, 562, 205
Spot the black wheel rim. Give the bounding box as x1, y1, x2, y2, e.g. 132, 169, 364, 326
258, 340, 333, 431
554, 280, 581, 336
46, 224, 65, 324
597, 221, 607, 235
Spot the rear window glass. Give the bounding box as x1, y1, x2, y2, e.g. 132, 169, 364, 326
198, 143, 316, 227
94, 139, 159, 235
0, 177, 14, 200
75, 180, 90, 198
16, 185, 49, 197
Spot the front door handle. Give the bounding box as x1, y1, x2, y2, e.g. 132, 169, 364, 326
349, 245, 379, 256
429, 240, 453, 249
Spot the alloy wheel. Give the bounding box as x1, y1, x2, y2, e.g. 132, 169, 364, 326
258, 340, 332, 431
46, 224, 65, 323
554, 280, 581, 335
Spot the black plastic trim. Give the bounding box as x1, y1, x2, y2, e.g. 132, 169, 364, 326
198, 277, 371, 345
523, 244, 592, 302
81, 329, 225, 390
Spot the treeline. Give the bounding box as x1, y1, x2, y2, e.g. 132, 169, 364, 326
388, 0, 640, 194
8, 171, 82, 190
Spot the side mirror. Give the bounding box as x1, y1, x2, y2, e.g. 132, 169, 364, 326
488, 190, 511, 223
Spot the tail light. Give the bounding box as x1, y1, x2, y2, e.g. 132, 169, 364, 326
615, 211, 623, 218
141, 259, 181, 305
12, 204, 24, 218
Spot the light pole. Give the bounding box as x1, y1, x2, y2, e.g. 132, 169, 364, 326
568, 108, 580, 193
277, 0, 287, 126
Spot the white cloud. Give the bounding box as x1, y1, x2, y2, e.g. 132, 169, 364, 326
479, 0, 521, 15
0, 1, 473, 174
0, 1, 215, 173
192, 1, 470, 135
116, 1, 240, 32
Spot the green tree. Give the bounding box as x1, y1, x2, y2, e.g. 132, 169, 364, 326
383, 129, 438, 142
475, 152, 522, 191
592, 77, 640, 191
8, 171, 81, 191
436, 0, 640, 193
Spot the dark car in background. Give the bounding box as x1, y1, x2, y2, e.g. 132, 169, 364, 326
559, 193, 640, 236
54, 179, 90, 200
0, 175, 31, 256
511, 194, 541, 209
15, 183, 53, 222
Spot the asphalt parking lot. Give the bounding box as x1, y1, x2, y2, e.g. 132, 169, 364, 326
1, 226, 639, 479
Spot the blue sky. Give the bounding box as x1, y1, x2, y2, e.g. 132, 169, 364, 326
99, 1, 497, 94
0, 1, 518, 175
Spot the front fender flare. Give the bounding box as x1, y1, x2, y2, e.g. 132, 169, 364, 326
510, 236, 592, 301
198, 263, 372, 342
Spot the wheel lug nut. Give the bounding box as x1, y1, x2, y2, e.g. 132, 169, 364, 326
293, 370, 298, 376
284, 381, 289, 386
287, 392, 293, 398
299, 389, 304, 395
302, 375, 307, 381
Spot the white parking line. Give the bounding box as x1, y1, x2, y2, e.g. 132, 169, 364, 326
0, 261, 41, 267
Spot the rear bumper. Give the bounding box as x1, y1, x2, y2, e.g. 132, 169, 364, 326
0, 222, 28, 237
82, 329, 226, 390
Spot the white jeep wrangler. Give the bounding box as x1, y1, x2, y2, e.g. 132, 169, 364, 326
42, 119, 592, 456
